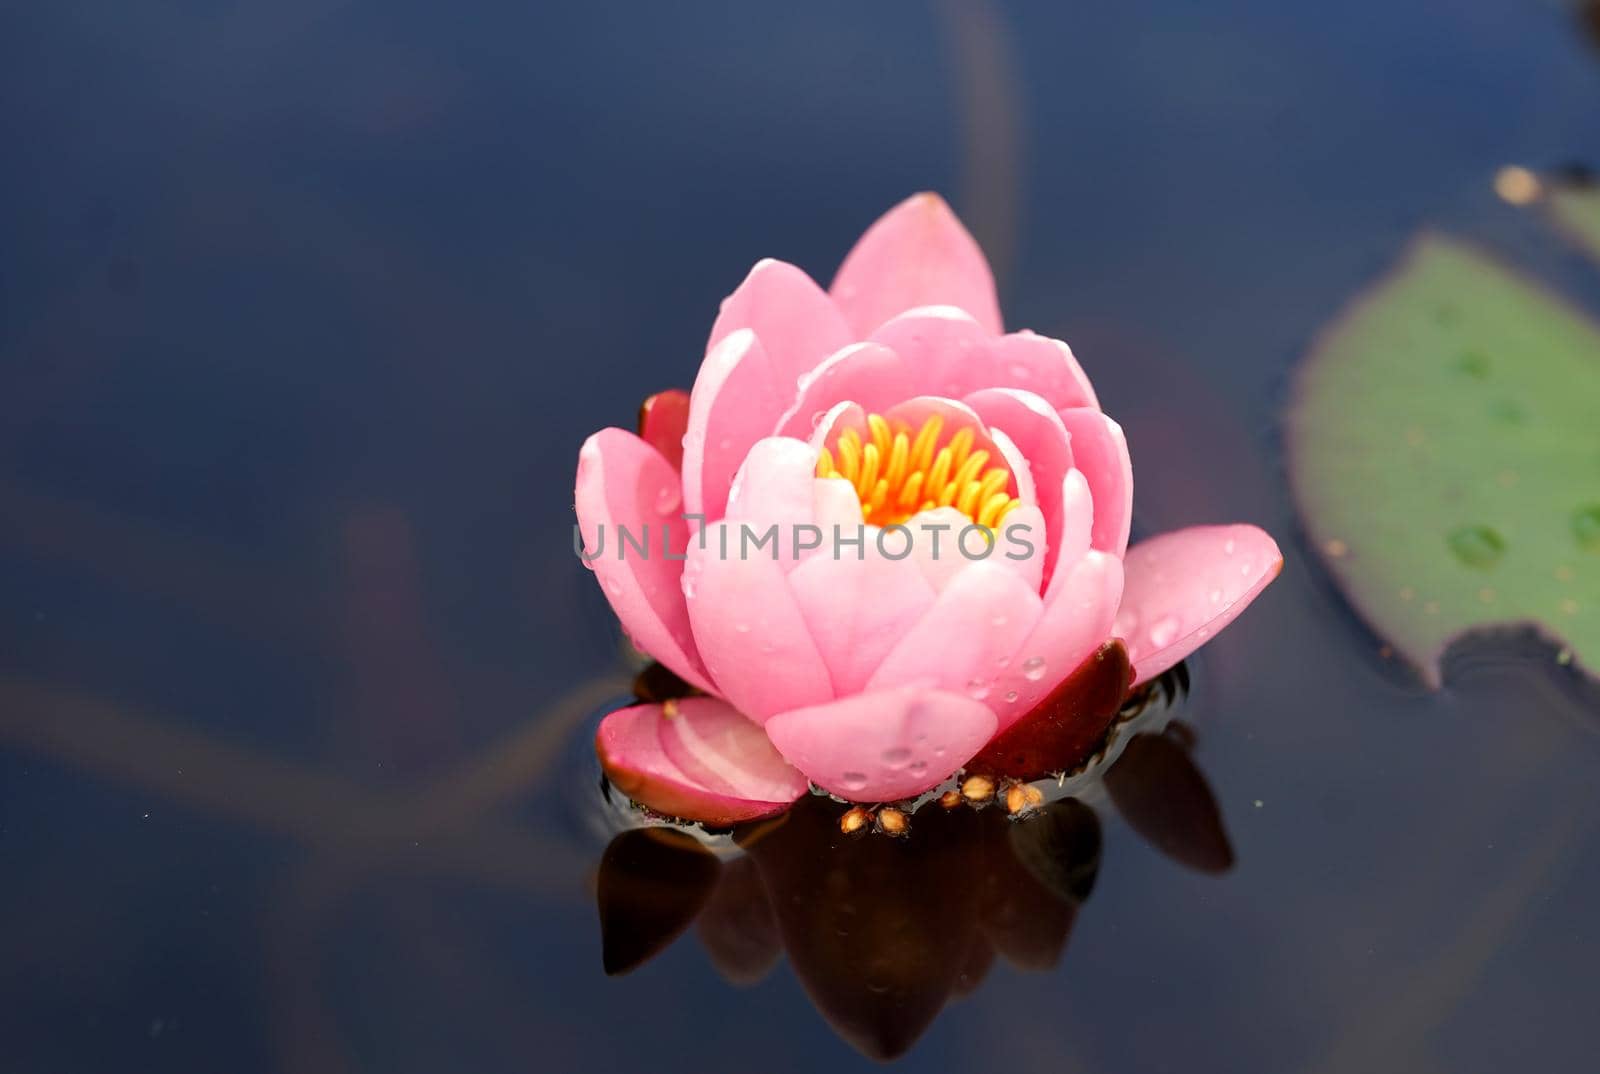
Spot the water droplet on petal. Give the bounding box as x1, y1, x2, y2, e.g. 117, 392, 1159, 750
840, 771, 868, 792
1021, 656, 1048, 681
1003, 690, 1018, 703
655, 484, 681, 514
1009, 363, 1032, 380
881, 747, 912, 769
966, 677, 992, 700
1148, 614, 1180, 648
1223, 538, 1236, 555
1208, 588, 1223, 604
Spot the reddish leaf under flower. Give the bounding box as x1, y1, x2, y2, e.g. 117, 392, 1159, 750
637, 388, 690, 472
965, 640, 1132, 780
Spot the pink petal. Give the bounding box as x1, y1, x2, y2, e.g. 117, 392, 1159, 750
774, 342, 916, 438
682, 329, 786, 523
866, 562, 1042, 695
990, 331, 1098, 411
638, 389, 690, 472
1056, 407, 1132, 556
764, 685, 998, 801
904, 506, 982, 593
597, 703, 803, 825
575, 429, 714, 693
964, 388, 1075, 579
709, 259, 853, 385
1116, 524, 1283, 685
725, 437, 818, 541
871, 310, 1098, 410
684, 520, 835, 724
831, 193, 1002, 336
788, 545, 937, 695
656, 696, 811, 803
990, 550, 1124, 732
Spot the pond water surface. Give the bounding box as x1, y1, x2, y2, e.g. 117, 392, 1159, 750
3, 2, 1599, 1071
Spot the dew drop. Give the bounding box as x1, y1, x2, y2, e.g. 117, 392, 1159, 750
1009, 363, 1032, 380
881, 747, 912, 769
1148, 615, 1180, 648
1223, 538, 1236, 555
1003, 690, 1018, 703
966, 677, 992, 700
840, 771, 868, 792
1021, 656, 1048, 681
1447, 524, 1506, 569
1240, 562, 1253, 576
604, 578, 623, 596
1573, 504, 1600, 551
1208, 587, 1223, 604
680, 574, 698, 599
655, 484, 681, 514
811, 410, 828, 429
908, 760, 928, 775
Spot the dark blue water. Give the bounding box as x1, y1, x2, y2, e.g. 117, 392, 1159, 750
3, 2, 1599, 1071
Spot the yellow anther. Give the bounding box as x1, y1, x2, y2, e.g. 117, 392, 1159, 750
813, 411, 1022, 529
867, 413, 893, 457
884, 431, 910, 489
817, 446, 837, 479
859, 442, 881, 494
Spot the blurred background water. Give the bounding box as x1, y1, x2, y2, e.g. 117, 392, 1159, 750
3, 1, 1599, 1071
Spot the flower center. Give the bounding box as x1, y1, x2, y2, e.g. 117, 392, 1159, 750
815, 411, 1022, 528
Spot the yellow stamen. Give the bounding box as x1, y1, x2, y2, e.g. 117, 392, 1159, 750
814, 411, 1020, 528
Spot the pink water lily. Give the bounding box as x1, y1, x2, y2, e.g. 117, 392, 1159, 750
577, 194, 1281, 822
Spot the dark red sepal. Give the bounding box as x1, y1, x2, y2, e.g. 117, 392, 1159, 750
637, 389, 690, 472
965, 640, 1132, 780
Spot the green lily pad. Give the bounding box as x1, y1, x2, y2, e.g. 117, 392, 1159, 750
1287, 234, 1600, 686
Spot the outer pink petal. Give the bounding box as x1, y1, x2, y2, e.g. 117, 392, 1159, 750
830, 193, 1002, 336
576, 429, 714, 693
788, 546, 937, 696
682, 329, 786, 523
1116, 524, 1283, 686
684, 520, 835, 725
708, 258, 853, 384
1056, 407, 1132, 556
597, 703, 803, 824
866, 562, 1042, 695
655, 697, 811, 803
764, 686, 998, 801
774, 342, 916, 437
989, 550, 1124, 732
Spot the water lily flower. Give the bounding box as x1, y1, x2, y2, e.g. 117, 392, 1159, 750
576, 193, 1281, 822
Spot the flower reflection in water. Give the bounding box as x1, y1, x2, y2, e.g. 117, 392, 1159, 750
593, 668, 1230, 1061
